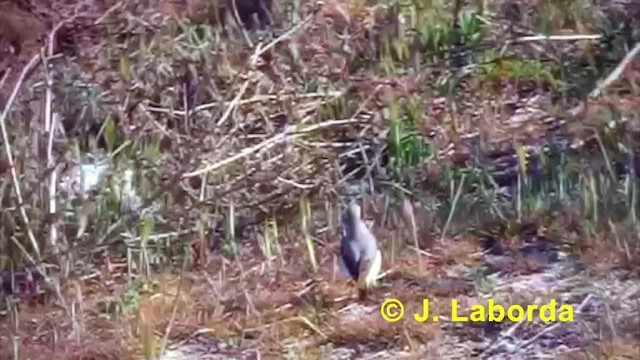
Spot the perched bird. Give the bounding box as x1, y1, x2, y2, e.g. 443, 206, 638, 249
340, 199, 382, 300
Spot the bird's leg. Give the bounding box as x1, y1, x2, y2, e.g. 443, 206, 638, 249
357, 256, 371, 301
358, 287, 368, 301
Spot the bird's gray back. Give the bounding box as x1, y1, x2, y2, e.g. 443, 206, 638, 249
340, 204, 379, 278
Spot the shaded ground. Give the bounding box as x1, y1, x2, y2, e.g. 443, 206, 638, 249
1, 231, 639, 359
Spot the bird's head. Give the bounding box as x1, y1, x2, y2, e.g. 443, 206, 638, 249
345, 199, 362, 219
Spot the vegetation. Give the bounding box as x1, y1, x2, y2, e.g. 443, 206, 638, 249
0, 0, 638, 359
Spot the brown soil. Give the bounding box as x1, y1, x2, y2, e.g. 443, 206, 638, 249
0, 0, 119, 102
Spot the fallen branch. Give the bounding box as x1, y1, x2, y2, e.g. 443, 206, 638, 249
182, 118, 361, 178
568, 41, 640, 117
511, 34, 601, 43
146, 91, 343, 116
589, 41, 640, 98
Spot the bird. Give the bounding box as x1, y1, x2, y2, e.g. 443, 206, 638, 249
339, 199, 382, 300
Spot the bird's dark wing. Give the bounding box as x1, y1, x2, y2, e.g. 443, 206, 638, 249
340, 240, 360, 280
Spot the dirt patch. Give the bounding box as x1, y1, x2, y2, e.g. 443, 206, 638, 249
0, 0, 118, 102
0, 1, 48, 98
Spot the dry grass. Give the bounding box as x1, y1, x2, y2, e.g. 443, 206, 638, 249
0, 0, 639, 359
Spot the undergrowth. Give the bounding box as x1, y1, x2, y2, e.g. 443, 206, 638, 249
0, 0, 638, 359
